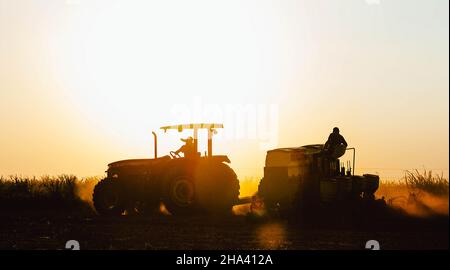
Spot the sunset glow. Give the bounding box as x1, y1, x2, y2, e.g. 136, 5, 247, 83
1, 0, 448, 180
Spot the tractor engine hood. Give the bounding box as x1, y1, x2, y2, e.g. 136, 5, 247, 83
108, 157, 170, 168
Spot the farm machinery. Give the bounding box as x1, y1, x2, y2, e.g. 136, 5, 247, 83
93, 123, 239, 216
256, 144, 384, 218
93, 123, 383, 219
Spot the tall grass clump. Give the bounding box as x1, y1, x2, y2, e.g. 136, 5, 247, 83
0, 175, 98, 214
377, 170, 448, 217
404, 169, 448, 197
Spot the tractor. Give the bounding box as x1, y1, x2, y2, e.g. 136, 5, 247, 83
256, 144, 385, 219
93, 123, 240, 216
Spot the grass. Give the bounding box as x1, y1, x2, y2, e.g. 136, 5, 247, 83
0, 175, 100, 214
0, 170, 447, 215
0, 175, 75, 200
404, 169, 449, 196
377, 170, 449, 198
376, 170, 449, 217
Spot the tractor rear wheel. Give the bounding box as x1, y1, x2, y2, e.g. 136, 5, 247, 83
93, 178, 126, 216
162, 161, 240, 216
163, 172, 198, 215
194, 161, 240, 215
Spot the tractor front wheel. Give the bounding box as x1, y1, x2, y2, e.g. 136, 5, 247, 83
93, 178, 126, 216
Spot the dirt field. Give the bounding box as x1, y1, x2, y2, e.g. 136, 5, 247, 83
0, 174, 447, 250
0, 212, 447, 250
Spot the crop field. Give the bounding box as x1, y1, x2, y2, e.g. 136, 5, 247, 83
0, 171, 448, 250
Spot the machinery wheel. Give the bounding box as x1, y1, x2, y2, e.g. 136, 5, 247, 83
163, 171, 198, 215
257, 176, 299, 216
162, 161, 240, 216
93, 178, 126, 216
194, 161, 240, 215
257, 177, 279, 215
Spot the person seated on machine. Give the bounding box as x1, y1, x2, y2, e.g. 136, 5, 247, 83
172, 136, 196, 158
323, 127, 348, 158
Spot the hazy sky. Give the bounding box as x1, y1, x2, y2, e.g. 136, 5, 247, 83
0, 0, 448, 179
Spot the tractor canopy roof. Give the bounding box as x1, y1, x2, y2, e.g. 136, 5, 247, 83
161, 123, 223, 132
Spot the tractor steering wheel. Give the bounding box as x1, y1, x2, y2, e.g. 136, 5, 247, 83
170, 151, 181, 159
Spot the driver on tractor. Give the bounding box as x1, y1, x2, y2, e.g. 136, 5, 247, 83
173, 136, 196, 158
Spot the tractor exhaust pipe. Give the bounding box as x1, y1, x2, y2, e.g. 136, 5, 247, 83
152, 131, 157, 158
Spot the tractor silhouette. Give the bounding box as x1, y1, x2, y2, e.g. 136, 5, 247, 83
93, 123, 239, 216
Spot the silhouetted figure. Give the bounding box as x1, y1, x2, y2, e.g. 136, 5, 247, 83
174, 136, 196, 157
323, 127, 347, 157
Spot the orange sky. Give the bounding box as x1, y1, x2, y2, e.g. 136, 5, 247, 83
0, 0, 448, 180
